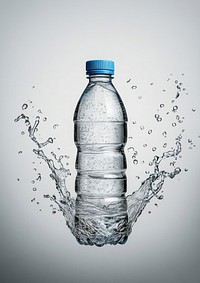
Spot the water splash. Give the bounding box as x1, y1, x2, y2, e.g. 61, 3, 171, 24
15, 76, 197, 246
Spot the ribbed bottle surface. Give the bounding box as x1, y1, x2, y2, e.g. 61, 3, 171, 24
73, 73, 128, 246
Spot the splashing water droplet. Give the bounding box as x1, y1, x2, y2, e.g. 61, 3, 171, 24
133, 159, 138, 165
22, 103, 28, 110
131, 85, 137, 90
53, 124, 59, 129
172, 106, 178, 112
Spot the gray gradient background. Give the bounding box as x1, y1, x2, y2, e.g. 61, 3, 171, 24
1, 0, 200, 282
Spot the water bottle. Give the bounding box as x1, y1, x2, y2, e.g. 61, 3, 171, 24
73, 60, 128, 246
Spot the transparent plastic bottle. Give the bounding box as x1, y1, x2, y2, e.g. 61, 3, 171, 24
73, 60, 128, 246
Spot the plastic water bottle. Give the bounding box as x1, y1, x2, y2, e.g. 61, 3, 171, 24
73, 60, 128, 246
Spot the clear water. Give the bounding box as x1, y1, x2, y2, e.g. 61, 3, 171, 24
15, 75, 197, 246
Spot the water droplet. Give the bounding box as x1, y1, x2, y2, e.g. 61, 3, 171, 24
136, 176, 140, 179
38, 109, 42, 114
160, 104, 164, 108
18, 150, 22, 154
152, 147, 156, 152
162, 90, 166, 92
172, 123, 176, 127
192, 108, 196, 112
36, 173, 42, 181
182, 73, 184, 76
145, 171, 150, 174
31, 198, 35, 202
140, 126, 144, 130
163, 143, 167, 148
128, 136, 133, 139
184, 168, 188, 172
33, 187, 37, 191
21, 131, 25, 135
127, 79, 131, 83
155, 203, 158, 207
176, 85, 181, 90
133, 159, 138, 165
43, 117, 47, 122
158, 195, 164, 200
131, 85, 137, 90
155, 114, 159, 118
172, 105, 178, 112
17, 178, 20, 181
150, 83, 154, 85
37, 202, 39, 205
31, 180, 35, 184
175, 92, 180, 99
157, 117, 162, 122
52, 210, 56, 214
167, 78, 170, 81
143, 144, 147, 147
148, 129, 152, 134
22, 103, 28, 110
148, 211, 151, 214
162, 131, 167, 137
48, 137, 53, 143
32, 85, 35, 88
138, 96, 142, 99
53, 124, 59, 129
188, 139, 192, 143
149, 162, 153, 166
141, 160, 145, 164
183, 88, 186, 91
128, 147, 134, 152
175, 80, 178, 84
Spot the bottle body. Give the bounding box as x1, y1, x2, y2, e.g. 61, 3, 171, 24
74, 69, 128, 246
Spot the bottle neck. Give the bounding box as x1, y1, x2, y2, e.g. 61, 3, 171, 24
87, 74, 113, 83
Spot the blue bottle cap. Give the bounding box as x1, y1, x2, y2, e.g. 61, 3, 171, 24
86, 60, 114, 75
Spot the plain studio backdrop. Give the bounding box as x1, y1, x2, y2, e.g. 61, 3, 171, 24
0, 1, 200, 283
